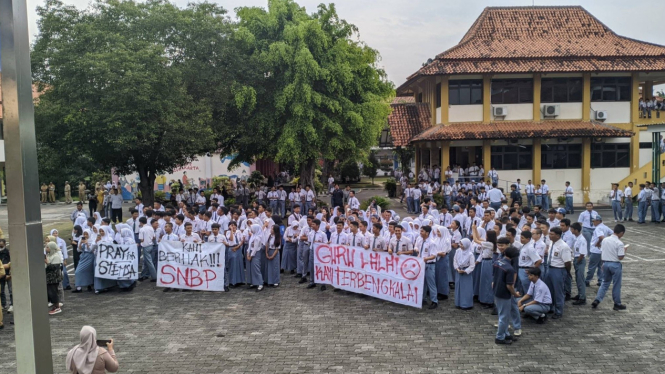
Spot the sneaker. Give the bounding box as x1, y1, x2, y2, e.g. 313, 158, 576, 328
224, 286, 230, 292
591, 300, 600, 309
513, 329, 522, 337
256, 285, 263, 292
573, 299, 587, 306
320, 285, 327, 291
48, 308, 62, 315
47, 302, 53, 307
428, 302, 438, 310
298, 278, 307, 284
273, 284, 279, 287
59, 303, 64, 307
7, 305, 12, 313
565, 293, 571, 301
613, 304, 627, 311
306, 284, 316, 289
536, 316, 546, 324
495, 338, 512, 345
552, 314, 562, 320
571, 295, 580, 301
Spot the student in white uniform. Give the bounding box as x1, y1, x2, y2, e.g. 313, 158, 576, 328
570, 222, 588, 305
517, 267, 552, 324
623, 182, 634, 222
610, 183, 623, 222
564, 182, 574, 214
591, 224, 627, 311
416, 225, 439, 309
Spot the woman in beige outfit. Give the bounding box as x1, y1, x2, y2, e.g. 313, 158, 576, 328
66, 326, 118, 374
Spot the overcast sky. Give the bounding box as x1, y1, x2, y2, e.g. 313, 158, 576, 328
23, 0, 665, 86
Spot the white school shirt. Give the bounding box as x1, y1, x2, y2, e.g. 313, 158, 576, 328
279, 190, 287, 201
288, 191, 298, 203
139, 226, 156, 247
624, 186, 632, 199
126, 218, 141, 234
590, 223, 613, 254
172, 223, 184, 237
347, 231, 364, 247
533, 239, 546, 258
348, 196, 360, 210
160, 232, 179, 242
525, 184, 535, 194
600, 235, 625, 262
415, 237, 437, 263
329, 231, 348, 245
577, 210, 599, 230
180, 233, 201, 243
527, 279, 552, 304
208, 233, 224, 243
541, 184, 550, 196
519, 241, 541, 267
267, 191, 278, 201
305, 190, 316, 202
610, 189, 623, 202
389, 236, 413, 253
573, 234, 588, 257
565, 186, 574, 195
547, 239, 572, 268
368, 235, 387, 251
411, 188, 422, 200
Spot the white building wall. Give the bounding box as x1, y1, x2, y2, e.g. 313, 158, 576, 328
492, 103, 533, 121
539, 103, 583, 120
0, 140, 4, 163
436, 107, 441, 124
588, 102, 630, 123
541, 169, 583, 203
449, 105, 484, 123
589, 168, 630, 203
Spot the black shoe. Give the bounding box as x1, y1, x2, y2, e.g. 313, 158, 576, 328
504, 335, 513, 341
585, 282, 590, 287
596, 282, 601, 286
573, 299, 587, 306
224, 286, 229, 292
613, 304, 627, 311
428, 302, 438, 310
495, 338, 512, 345
333, 288, 341, 292
591, 300, 600, 309
150, 279, 157, 283
298, 278, 307, 284
439, 294, 449, 300
306, 284, 316, 289
571, 295, 580, 301
290, 270, 295, 274
294, 274, 301, 278
449, 282, 455, 289
565, 293, 571, 301
491, 308, 498, 315
139, 276, 148, 282
629, 219, 634, 222
536, 316, 546, 324
546, 310, 554, 314
552, 314, 562, 320
64, 286, 72, 291
320, 285, 327, 291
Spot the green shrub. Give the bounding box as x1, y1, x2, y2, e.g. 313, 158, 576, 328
384, 178, 397, 197
154, 191, 167, 202
340, 160, 360, 181
360, 196, 390, 211
225, 197, 236, 205
432, 193, 445, 209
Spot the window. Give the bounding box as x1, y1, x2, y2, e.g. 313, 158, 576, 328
640, 142, 653, 149
541, 78, 583, 103
417, 92, 423, 103
490, 145, 533, 170
591, 143, 630, 168
449, 80, 483, 105
491, 79, 533, 104
590, 77, 631, 102
436, 83, 441, 108
541, 144, 582, 169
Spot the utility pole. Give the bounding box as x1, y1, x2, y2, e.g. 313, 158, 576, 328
0, 0, 55, 371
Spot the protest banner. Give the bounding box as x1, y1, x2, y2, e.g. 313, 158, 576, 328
157, 241, 226, 291
313, 243, 425, 308
94, 243, 139, 280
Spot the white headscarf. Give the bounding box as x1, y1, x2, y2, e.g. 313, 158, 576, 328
93, 212, 102, 225
247, 224, 263, 253
121, 228, 136, 244
114, 224, 129, 243
97, 227, 112, 243
83, 228, 96, 244
458, 238, 474, 266
74, 216, 87, 229
66, 325, 99, 374
437, 226, 451, 253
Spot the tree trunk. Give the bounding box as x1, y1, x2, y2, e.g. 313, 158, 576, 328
138, 165, 156, 208
299, 158, 316, 191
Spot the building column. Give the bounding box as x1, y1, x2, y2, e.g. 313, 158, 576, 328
630, 125, 640, 173
441, 141, 450, 169
440, 77, 449, 125
631, 72, 640, 124
532, 139, 542, 184
582, 73, 591, 121
483, 74, 492, 124
429, 144, 437, 168
582, 138, 591, 203
429, 80, 437, 126
533, 74, 541, 121
482, 140, 491, 175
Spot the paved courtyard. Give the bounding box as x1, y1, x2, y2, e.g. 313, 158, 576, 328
0, 200, 664, 373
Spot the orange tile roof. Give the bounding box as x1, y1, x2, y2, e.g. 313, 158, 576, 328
410, 120, 633, 142
403, 6, 665, 82
391, 95, 416, 104
388, 103, 431, 147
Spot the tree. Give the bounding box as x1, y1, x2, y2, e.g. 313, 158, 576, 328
219, 0, 394, 188
394, 147, 414, 174
365, 151, 379, 185
31, 0, 244, 206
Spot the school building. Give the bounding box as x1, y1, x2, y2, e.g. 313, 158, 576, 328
389, 6, 665, 204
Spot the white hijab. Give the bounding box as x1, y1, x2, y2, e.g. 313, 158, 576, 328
93, 212, 102, 225
458, 238, 474, 265
248, 224, 263, 249
66, 325, 98, 374
74, 216, 88, 229
121, 228, 136, 244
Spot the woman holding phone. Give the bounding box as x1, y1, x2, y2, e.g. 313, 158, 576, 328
67, 325, 118, 373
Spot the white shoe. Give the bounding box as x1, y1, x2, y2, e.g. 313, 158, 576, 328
59, 303, 64, 307
273, 284, 279, 287
47, 302, 53, 307
514, 329, 522, 336
7, 305, 12, 313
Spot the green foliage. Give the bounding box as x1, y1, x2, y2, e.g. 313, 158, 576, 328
365, 152, 379, 180
340, 161, 360, 182
220, 0, 394, 183
394, 147, 414, 173
154, 191, 167, 202
557, 195, 566, 206
225, 197, 236, 205
247, 171, 264, 187
360, 196, 390, 211
433, 193, 445, 209
384, 178, 397, 197
31, 0, 244, 206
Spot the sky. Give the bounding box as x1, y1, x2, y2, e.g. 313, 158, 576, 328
22, 0, 665, 86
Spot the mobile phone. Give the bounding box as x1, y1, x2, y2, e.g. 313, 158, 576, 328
624, 244, 630, 249
96, 339, 111, 347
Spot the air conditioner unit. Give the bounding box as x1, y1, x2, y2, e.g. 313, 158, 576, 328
542, 104, 560, 117
493, 106, 508, 117
595, 110, 608, 120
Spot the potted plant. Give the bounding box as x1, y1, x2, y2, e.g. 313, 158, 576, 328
556, 195, 566, 207
384, 178, 397, 198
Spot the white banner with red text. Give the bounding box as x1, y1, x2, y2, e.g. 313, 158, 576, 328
157, 241, 226, 291
313, 243, 425, 308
